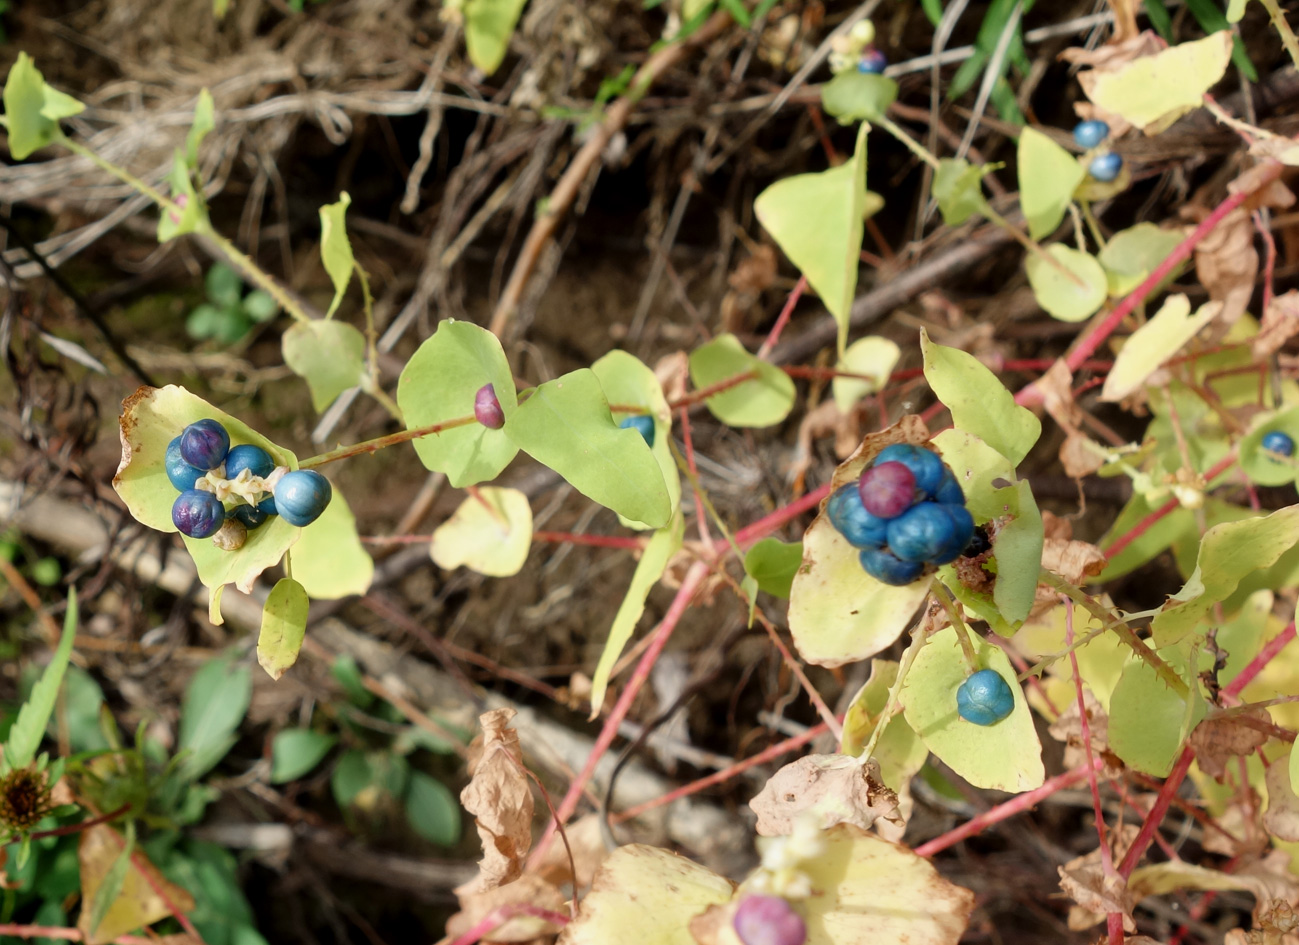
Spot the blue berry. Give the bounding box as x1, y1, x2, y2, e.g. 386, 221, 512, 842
874, 444, 945, 497
224, 444, 275, 481
1262, 430, 1295, 458
827, 484, 888, 548
859, 547, 924, 586
172, 489, 226, 539
886, 501, 959, 563
273, 470, 332, 527
934, 469, 964, 505
929, 504, 976, 565
957, 669, 1015, 725
856, 47, 887, 75
165, 436, 206, 492
1088, 152, 1123, 182
179, 419, 230, 471
231, 504, 274, 528
474, 383, 506, 430
733, 895, 807, 945
619, 414, 656, 449
1072, 119, 1110, 149
858, 461, 915, 519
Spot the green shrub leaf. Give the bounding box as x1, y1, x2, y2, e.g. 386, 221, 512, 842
282, 320, 366, 412
405, 771, 462, 846
1109, 644, 1204, 776
742, 538, 803, 600
1018, 127, 1084, 240
270, 729, 337, 784
257, 578, 310, 680
688, 333, 795, 428
179, 656, 251, 781
933, 158, 991, 226
5, 588, 78, 770
1026, 244, 1108, 322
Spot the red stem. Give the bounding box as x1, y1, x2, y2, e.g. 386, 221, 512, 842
444, 904, 570, 945
1101, 452, 1237, 561
28, 804, 130, 840
758, 274, 807, 359
1117, 747, 1195, 878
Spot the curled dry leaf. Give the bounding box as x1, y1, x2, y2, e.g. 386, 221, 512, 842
1060, 857, 1137, 932
1041, 536, 1106, 585
1188, 709, 1271, 781
458, 708, 535, 895
443, 873, 566, 944
790, 399, 866, 493
1036, 362, 1107, 478
1189, 208, 1258, 331
748, 754, 902, 836
1254, 290, 1299, 359
532, 813, 608, 890
78, 825, 197, 945
1047, 689, 1122, 779
654, 351, 691, 405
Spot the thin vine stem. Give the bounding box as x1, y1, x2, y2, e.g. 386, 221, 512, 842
298, 415, 476, 468
858, 605, 932, 763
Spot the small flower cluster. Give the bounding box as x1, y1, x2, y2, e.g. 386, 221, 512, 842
826, 443, 975, 586
829, 20, 886, 76
166, 419, 331, 550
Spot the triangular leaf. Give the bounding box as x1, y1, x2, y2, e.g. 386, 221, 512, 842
688, 333, 795, 428
318, 193, 354, 317
464, 0, 529, 75
1018, 127, 1084, 240
1025, 245, 1108, 322
1081, 31, 1233, 132
3, 54, 82, 160
282, 319, 366, 412
430, 487, 533, 577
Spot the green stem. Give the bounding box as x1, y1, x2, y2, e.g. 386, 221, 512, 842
1258, 0, 1299, 70
60, 137, 174, 210
932, 581, 979, 673
876, 116, 941, 171
858, 612, 930, 763
299, 414, 477, 468
1038, 569, 1189, 697
984, 205, 1088, 289
669, 438, 742, 560
1079, 200, 1106, 252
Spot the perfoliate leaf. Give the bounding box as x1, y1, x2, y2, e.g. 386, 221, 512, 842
991, 479, 1043, 627
742, 538, 803, 600
688, 333, 795, 428
832, 336, 900, 412
754, 123, 869, 354
430, 487, 533, 577
3, 54, 83, 160
1081, 31, 1233, 133
1101, 295, 1220, 402
1018, 127, 1085, 240
1025, 245, 1108, 322
464, 0, 529, 75
933, 158, 991, 226
282, 319, 366, 412
928, 429, 1017, 521
257, 578, 310, 680
318, 193, 354, 317
1097, 222, 1186, 296
820, 71, 898, 123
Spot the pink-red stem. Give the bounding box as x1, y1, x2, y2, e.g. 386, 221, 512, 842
445, 904, 570, 945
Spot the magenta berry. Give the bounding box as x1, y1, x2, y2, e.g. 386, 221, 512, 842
172, 489, 225, 539
474, 383, 506, 430
733, 895, 806, 945
857, 461, 915, 519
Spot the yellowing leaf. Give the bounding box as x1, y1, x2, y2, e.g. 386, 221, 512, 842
1101, 295, 1220, 402
282, 319, 366, 412
292, 489, 373, 600
257, 578, 309, 680
1025, 245, 1108, 322
1082, 31, 1233, 132
430, 487, 533, 577
1018, 127, 1085, 241
77, 826, 195, 945
832, 336, 900, 412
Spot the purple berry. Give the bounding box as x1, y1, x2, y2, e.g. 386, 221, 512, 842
874, 444, 946, 497
179, 419, 230, 471
733, 895, 806, 945
856, 47, 887, 74
474, 383, 506, 430
172, 489, 226, 539
857, 461, 915, 519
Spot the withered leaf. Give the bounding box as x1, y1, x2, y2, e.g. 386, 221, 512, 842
457, 708, 535, 895
748, 754, 902, 836
1188, 709, 1270, 781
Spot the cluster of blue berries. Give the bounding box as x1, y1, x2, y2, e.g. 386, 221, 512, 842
619, 414, 655, 447
956, 668, 1015, 726
166, 419, 331, 544
825, 443, 976, 586
1073, 119, 1122, 183
1262, 429, 1295, 459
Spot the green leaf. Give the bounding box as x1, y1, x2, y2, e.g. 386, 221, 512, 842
1099, 491, 1197, 581
591, 350, 681, 529
1082, 31, 1232, 133
186, 304, 223, 340
991, 479, 1043, 626
754, 123, 869, 354
331, 655, 373, 708
396, 320, 519, 488
1227, 0, 1249, 22
506, 368, 672, 528
331, 749, 372, 809
464, 0, 529, 75
688, 333, 795, 428
282, 319, 366, 412
157, 149, 205, 243
1239, 406, 1299, 487
1100, 295, 1219, 402
928, 429, 1018, 521
832, 336, 900, 412
257, 578, 310, 680
318, 193, 354, 317
840, 660, 928, 791
1025, 244, 1108, 322
1018, 127, 1085, 241
901, 626, 1045, 791
742, 538, 802, 600
921, 329, 1040, 466
590, 514, 684, 716
179, 656, 251, 781
429, 487, 533, 577
1097, 222, 1185, 297
820, 71, 899, 123
205, 264, 243, 309
3, 54, 82, 160
933, 158, 991, 226
241, 290, 278, 322
185, 89, 215, 169
270, 729, 337, 783
5, 588, 78, 770
1151, 507, 1299, 646
292, 488, 373, 600
405, 771, 462, 846
1109, 644, 1204, 776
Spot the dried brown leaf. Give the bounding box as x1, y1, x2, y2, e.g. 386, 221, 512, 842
1041, 536, 1107, 585
444, 874, 565, 944
748, 754, 902, 836
1059, 824, 1140, 930
1255, 290, 1299, 359
1192, 207, 1257, 330
1264, 758, 1299, 842
1188, 709, 1270, 781
532, 813, 608, 890
457, 708, 535, 895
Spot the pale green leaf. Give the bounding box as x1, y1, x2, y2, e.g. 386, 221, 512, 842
742, 538, 802, 600
507, 369, 671, 528
1025, 244, 1108, 322
901, 626, 1045, 791
179, 656, 251, 780
292, 488, 374, 600
820, 71, 898, 123
430, 487, 533, 577
1238, 406, 1299, 488
318, 193, 354, 317
396, 320, 519, 488
156, 150, 204, 243
991, 479, 1043, 626
257, 578, 310, 680
1227, 0, 1248, 22
464, 0, 529, 75
754, 123, 868, 354
1101, 294, 1220, 402
5, 588, 78, 770
1082, 31, 1233, 132
1018, 127, 1085, 240
928, 429, 1017, 521
1109, 644, 1204, 776
832, 336, 900, 412
590, 514, 684, 717
933, 157, 991, 226
405, 771, 462, 846
185, 89, 215, 169
840, 660, 928, 791
921, 329, 1040, 466
688, 333, 795, 428
270, 729, 337, 783
591, 349, 681, 529
1097, 222, 1185, 296
3, 54, 82, 160
1151, 507, 1299, 646
282, 319, 366, 412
